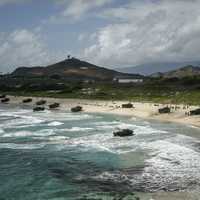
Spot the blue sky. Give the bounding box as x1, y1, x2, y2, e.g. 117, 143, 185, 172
0, 0, 200, 72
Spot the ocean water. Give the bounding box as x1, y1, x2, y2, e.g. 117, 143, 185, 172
0, 104, 200, 200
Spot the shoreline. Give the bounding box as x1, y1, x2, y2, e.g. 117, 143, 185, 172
4, 95, 200, 128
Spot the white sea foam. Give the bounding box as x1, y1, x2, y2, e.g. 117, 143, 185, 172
93, 121, 121, 126
95, 121, 134, 130
92, 171, 130, 184
134, 125, 168, 135
0, 110, 78, 128
0, 115, 45, 128
63, 127, 94, 132
91, 134, 200, 190
96, 121, 168, 136
2, 131, 34, 137
47, 121, 64, 126
141, 137, 200, 190
2, 129, 55, 137
188, 125, 200, 129
0, 109, 30, 117
45, 121, 170, 154
65, 114, 93, 120
37, 112, 93, 121
33, 129, 56, 137
143, 121, 150, 125
48, 136, 69, 141
0, 143, 46, 150
0, 129, 4, 134
0, 107, 170, 155
62, 132, 142, 154
0, 109, 96, 130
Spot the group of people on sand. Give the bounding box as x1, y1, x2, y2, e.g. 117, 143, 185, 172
155, 103, 200, 117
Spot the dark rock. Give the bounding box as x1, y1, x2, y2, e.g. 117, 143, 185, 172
190, 108, 200, 115
113, 129, 134, 137
33, 107, 45, 112
0, 94, 6, 99
1, 98, 10, 103
49, 103, 60, 109
122, 103, 134, 108
158, 107, 170, 114
36, 100, 46, 105
23, 98, 32, 103
71, 106, 83, 112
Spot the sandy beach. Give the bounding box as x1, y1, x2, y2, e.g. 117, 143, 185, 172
7, 95, 200, 128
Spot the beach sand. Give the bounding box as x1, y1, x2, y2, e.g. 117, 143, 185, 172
6, 95, 200, 128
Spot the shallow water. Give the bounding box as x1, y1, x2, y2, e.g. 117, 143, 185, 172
0, 104, 200, 200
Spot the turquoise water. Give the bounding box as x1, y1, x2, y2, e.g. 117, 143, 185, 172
0, 104, 200, 200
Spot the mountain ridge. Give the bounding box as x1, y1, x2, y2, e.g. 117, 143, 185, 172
116, 61, 200, 75
150, 65, 200, 78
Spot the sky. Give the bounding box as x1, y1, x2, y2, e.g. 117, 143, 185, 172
0, 0, 200, 73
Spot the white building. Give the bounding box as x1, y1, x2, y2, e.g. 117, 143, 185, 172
114, 76, 144, 83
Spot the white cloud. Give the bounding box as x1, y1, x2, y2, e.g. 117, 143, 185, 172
0, 29, 53, 73
1, 0, 200, 71
50, 0, 113, 23
62, 0, 112, 19
82, 0, 200, 67
78, 33, 86, 41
